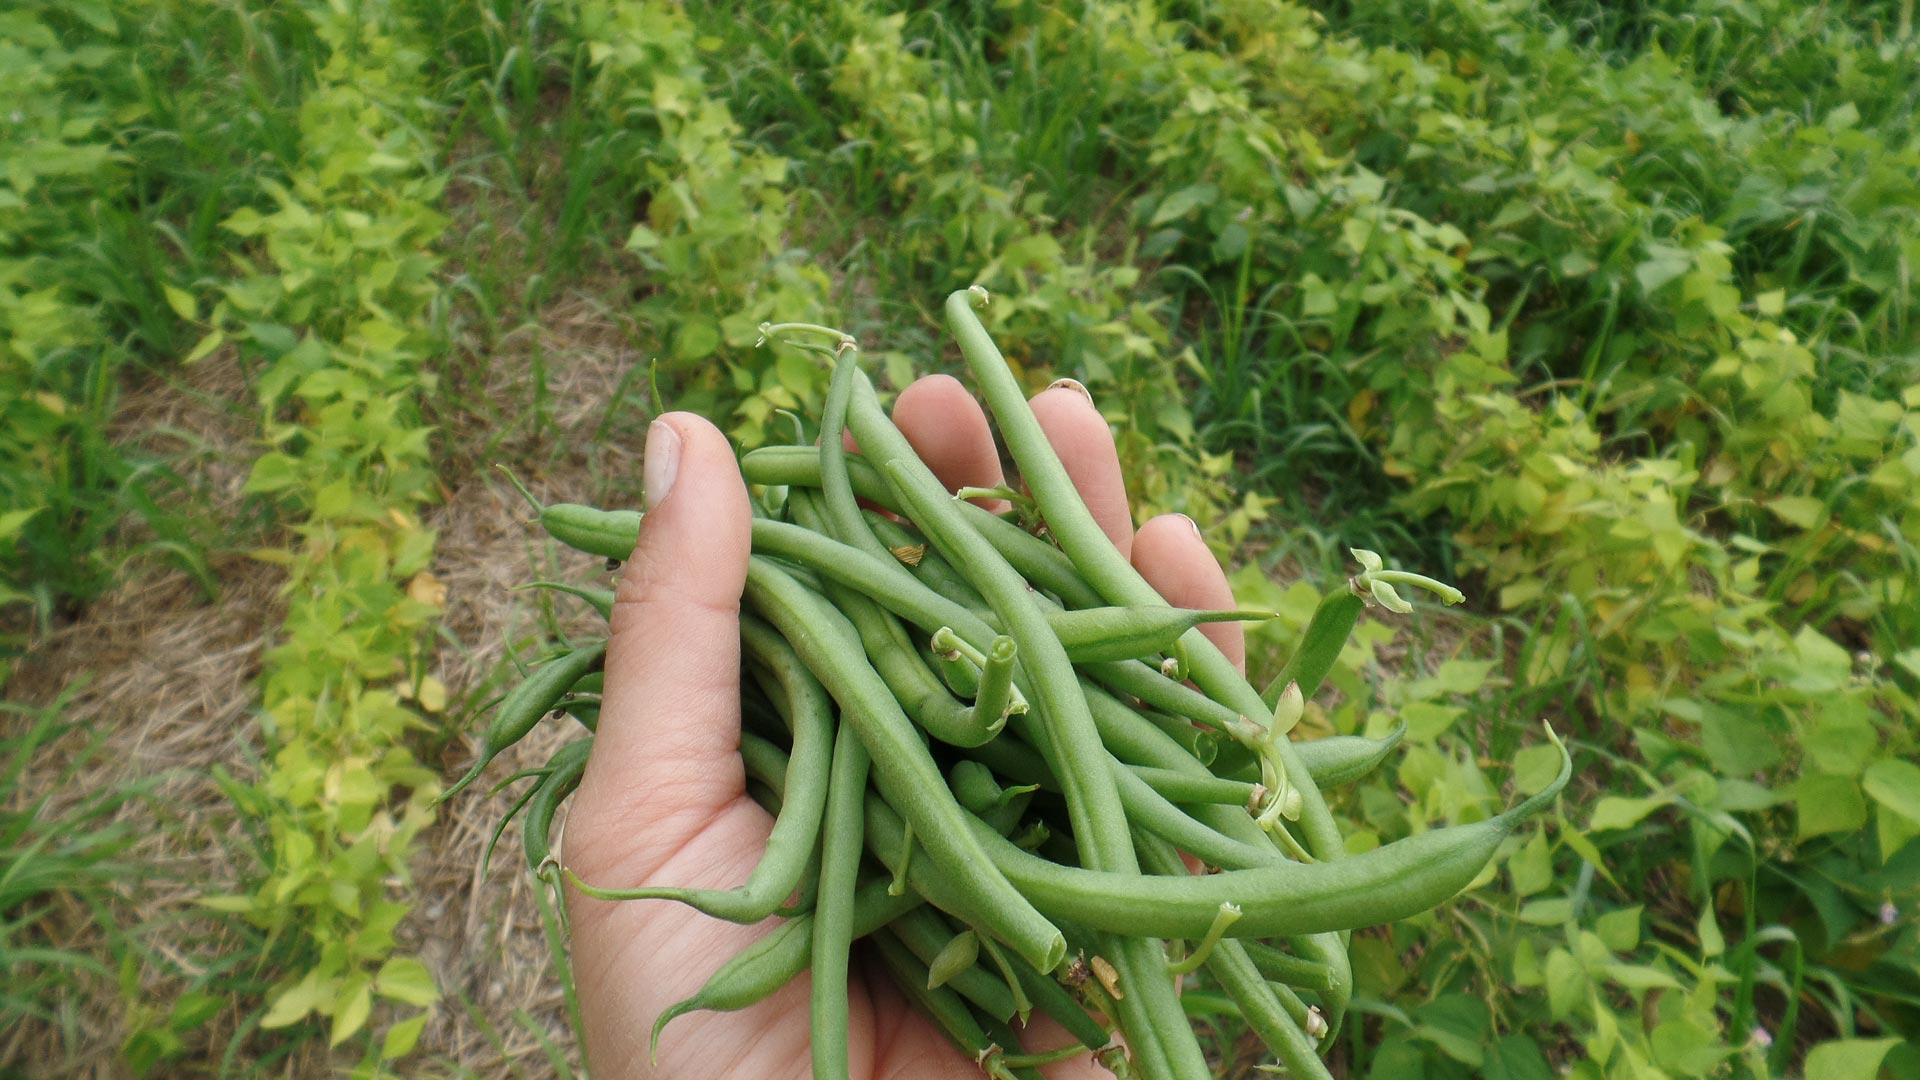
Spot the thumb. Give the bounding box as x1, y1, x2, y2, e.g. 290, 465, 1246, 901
566, 413, 753, 885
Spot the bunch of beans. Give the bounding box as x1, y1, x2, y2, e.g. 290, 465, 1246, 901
452, 289, 1569, 1079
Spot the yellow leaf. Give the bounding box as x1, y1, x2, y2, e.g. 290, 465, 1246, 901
329, 976, 372, 1047
1347, 390, 1377, 433
184, 329, 225, 364
400, 675, 448, 714
164, 284, 198, 321
246, 547, 297, 566
407, 572, 446, 608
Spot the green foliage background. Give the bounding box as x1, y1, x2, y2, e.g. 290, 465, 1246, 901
2, 0, 1916, 1076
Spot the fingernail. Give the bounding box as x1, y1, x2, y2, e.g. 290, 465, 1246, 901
644, 420, 681, 510
1178, 513, 1201, 539
1047, 377, 1093, 405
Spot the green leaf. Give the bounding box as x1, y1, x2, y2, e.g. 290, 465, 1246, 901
247, 322, 298, 356
1594, 906, 1641, 952
1486, 1034, 1553, 1080
1697, 907, 1725, 958
0, 507, 44, 543
1519, 898, 1573, 926
674, 317, 721, 361
1650, 1017, 1728, 1077
1804, 1038, 1901, 1080
1700, 703, 1783, 774
1508, 831, 1552, 897
1602, 963, 1682, 992
184, 329, 225, 364
163, 284, 197, 321
1544, 948, 1583, 1021
1796, 773, 1868, 841
1635, 245, 1692, 295
1765, 495, 1826, 528
373, 956, 438, 1007
261, 970, 336, 1029
1863, 759, 1920, 823
381, 1011, 429, 1060
1401, 701, 1464, 741
243, 453, 302, 495
1411, 995, 1488, 1066
1806, 696, 1880, 776
1588, 796, 1668, 832
330, 975, 372, 1046
1150, 183, 1218, 227
1790, 626, 1855, 693
68, 0, 118, 33
1514, 744, 1566, 795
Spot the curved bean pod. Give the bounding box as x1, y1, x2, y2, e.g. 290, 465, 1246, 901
1292, 722, 1406, 789
443, 641, 605, 802
811, 721, 869, 1080
564, 618, 832, 924
521, 738, 592, 876
744, 556, 1065, 974
958, 731, 1570, 939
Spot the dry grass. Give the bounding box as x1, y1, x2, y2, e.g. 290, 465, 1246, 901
6, 350, 290, 1076
4, 278, 650, 1077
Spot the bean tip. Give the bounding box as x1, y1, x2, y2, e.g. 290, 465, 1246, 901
494, 464, 543, 514
437, 765, 481, 805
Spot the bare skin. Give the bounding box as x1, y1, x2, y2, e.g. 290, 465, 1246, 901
564, 374, 1245, 1079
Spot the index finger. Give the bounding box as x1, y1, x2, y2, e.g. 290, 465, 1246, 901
1030, 379, 1133, 561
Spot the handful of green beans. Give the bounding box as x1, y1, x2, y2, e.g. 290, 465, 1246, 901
458, 289, 1570, 1079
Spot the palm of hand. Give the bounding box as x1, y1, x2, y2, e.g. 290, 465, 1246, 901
563, 375, 1245, 1079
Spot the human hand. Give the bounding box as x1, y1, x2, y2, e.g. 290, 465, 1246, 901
563, 374, 1247, 1078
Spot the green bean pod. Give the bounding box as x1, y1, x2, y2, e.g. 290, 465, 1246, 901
565, 622, 832, 924
482, 772, 548, 874
648, 876, 922, 1062
1136, 836, 1335, 1077
515, 581, 615, 620
886, 907, 1019, 1022
870, 933, 1019, 1080
1260, 590, 1365, 709
443, 641, 605, 801
1004, 952, 1111, 1052
1044, 606, 1276, 663
744, 557, 1065, 974
862, 511, 992, 615
1239, 940, 1337, 992
974, 1011, 1051, 1080
1078, 659, 1246, 735
788, 490, 1009, 747
741, 447, 1102, 608
1292, 722, 1406, 789
812, 721, 870, 1080
499, 466, 644, 562
1127, 766, 1261, 807
541, 503, 643, 561
521, 738, 592, 875
756, 515, 1258, 670
944, 292, 1351, 878
955, 730, 1571, 939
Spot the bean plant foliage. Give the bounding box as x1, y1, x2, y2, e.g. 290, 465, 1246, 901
4, 0, 1917, 1077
